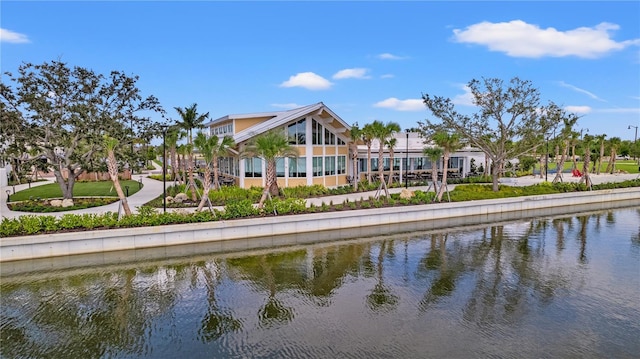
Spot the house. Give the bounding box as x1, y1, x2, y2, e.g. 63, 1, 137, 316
204, 102, 351, 189
205, 102, 484, 190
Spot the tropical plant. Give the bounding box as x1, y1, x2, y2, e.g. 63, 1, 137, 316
242, 129, 298, 208
606, 137, 622, 174
361, 123, 375, 182
431, 131, 462, 201
369, 120, 400, 196
594, 134, 607, 175
385, 137, 398, 187
552, 110, 579, 183
423, 146, 443, 195
175, 103, 209, 201
103, 135, 131, 215
193, 132, 216, 211
348, 123, 363, 191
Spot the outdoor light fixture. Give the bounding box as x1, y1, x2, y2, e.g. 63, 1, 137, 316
629, 125, 639, 164
405, 132, 409, 189
5, 189, 10, 202
161, 124, 169, 213
125, 185, 129, 197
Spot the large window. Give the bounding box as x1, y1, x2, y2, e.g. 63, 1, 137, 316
289, 157, 307, 177
324, 128, 335, 145
337, 137, 345, 145
337, 155, 346, 174
211, 123, 233, 136
276, 158, 285, 177
313, 157, 323, 176
312, 119, 323, 145
325, 156, 335, 175
288, 119, 306, 145
244, 158, 262, 177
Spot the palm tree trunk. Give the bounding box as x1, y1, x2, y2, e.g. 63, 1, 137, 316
437, 153, 449, 201
553, 141, 568, 184
213, 155, 220, 191
107, 151, 131, 216
197, 167, 211, 211
259, 159, 277, 208
597, 142, 605, 175
366, 145, 372, 183
387, 149, 394, 187
188, 152, 197, 201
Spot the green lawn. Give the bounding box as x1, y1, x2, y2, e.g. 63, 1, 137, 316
8, 180, 142, 202
541, 160, 639, 174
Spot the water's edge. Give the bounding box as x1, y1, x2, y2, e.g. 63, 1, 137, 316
2, 187, 639, 276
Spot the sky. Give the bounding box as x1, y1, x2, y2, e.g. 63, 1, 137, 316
2, 1, 639, 144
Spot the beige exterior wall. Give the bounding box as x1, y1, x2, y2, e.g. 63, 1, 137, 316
325, 147, 336, 155
313, 178, 324, 185
325, 177, 337, 187
287, 179, 307, 187
235, 116, 272, 133
296, 147, 306, 156
313, 147, 324, 156
337, 175, 348, 186
244, 178, 263, 188
337, 146, 348, 155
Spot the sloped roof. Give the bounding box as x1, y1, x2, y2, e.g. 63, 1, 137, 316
205, 102, 351, 143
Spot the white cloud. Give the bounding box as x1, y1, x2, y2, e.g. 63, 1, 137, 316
565, 105, 592, 114
558, 81, 605, 101
332, 68, 371, 80
280, 72, 332, 90
452, 85, 475, 106
453, 20, 640, 58
271, 103, 301, 109
380, 74, 395, 79
377, 53, 406, 60
0, 28, 30, 43
373, 97, 424, 111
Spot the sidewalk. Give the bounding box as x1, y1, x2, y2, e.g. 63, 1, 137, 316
1, 171, 637, 220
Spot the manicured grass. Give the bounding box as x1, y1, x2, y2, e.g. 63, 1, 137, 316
541, 160, 639, 173
8, 180, 143, 202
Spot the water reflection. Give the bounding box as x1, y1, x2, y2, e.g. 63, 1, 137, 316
2, 207, 639, 358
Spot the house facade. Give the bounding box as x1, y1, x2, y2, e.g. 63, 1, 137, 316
205, 103, 485, 190
204, 102, 351, 189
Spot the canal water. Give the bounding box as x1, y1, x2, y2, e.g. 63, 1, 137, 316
1, 207, 639, 358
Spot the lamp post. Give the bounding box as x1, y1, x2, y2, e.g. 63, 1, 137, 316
405, 132, 409, 189
629, 125, 638, 163
545, 136, 549, 182
5, 189, 10, 202
161, 125, 169, 213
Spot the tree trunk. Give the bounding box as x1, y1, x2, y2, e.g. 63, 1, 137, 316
580, 150, 592, 188
170, 147, 180, 184
107, 151, 131, 216
597, 142, 605, 175
553, 141, 568, 184
366, 145, 372, 183
387, 149, 394, 187
197, 167, 211, 211
491, 159, 500, 192
609, 150, 617, 174
436, 153, 449, 201
213, 155, 220, 191
571, 145, 577, 170
351, 148, 359, 191
188, 151, 197, 201
258, 159, 277, 208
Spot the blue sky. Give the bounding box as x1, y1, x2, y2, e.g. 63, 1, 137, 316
2, 1, 639, 143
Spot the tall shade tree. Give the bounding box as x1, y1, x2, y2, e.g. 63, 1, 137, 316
348, 124, 363, 191
103, 135, 131, 216
175, 103, 209, 201
421, 77, 561, 191
242, 129, 298, 208
193, 132, 234, 211
361, 123, 375, 183
605, 137, 622, 174
423, 146, 443, 197
0, 60, 163, 201
431, 131, 462, 202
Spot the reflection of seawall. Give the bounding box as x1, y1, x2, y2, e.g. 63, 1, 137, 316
1, 187, 640, 272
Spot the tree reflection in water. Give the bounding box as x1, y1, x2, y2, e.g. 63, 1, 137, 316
1, 207, 638, 358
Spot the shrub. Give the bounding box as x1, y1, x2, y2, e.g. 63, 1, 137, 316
264, 198, 307, 215
223, 199, 257, 219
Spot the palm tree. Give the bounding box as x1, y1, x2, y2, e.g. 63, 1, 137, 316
242, 129, 298, 208
595, 134, 607, 175
580, 134, 594, 188
175, 103, 209, 201
369, 120, 401, 196
432, 131, 461, 202
553, 114, 578, 184
361, 123, 375, 183
385, 137, 398, 187
103, 135, 131, 216
165, 126, 184, 185
606, 137, 622, 174
193, 132, 235, 211
348, 124, 363, 191
423, 146, 444, 198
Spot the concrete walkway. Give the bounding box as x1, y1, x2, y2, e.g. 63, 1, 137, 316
1, 170, 638, 220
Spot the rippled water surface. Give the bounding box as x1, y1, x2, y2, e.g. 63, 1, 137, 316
2, 207, 640, 358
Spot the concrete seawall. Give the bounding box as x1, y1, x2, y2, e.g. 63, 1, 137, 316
1, 187, 639, 264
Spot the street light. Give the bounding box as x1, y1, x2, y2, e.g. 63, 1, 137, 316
405, 132, 409, 189
629, 125, 638, 163
161, 125, 169, 213
5, 189, 10, 202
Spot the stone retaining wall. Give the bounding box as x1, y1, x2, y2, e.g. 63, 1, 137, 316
1, 187, 639, 263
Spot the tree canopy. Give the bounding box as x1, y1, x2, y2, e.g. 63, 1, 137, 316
1, 60, 164, 200
420, 77, 564, 191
